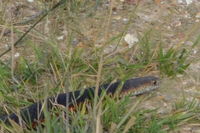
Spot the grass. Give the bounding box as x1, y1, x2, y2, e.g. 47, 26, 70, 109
0, 0, 200, 133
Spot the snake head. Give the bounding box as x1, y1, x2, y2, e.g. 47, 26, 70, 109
120, 76, 160, 96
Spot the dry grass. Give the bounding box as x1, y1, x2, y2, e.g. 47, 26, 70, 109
0, 0, 200, 133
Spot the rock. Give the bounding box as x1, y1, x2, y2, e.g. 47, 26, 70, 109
124, 33, 139, 48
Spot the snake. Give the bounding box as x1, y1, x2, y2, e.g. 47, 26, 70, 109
0, 76, 160, 128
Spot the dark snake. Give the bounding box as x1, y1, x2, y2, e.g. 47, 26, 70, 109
0, 76, 160, 128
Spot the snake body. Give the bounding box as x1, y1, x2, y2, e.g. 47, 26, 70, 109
0, 76, 159, 128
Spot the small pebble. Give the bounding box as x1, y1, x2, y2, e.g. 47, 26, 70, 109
122, 18, 128, 22
14, 52, 20, 58
124, 33, 138, 48
57, 35, 64, 40
27, 0, 34, 2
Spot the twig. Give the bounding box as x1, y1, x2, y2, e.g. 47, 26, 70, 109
0, 0, 66, 58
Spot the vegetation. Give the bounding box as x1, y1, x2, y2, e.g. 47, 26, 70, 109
0, 0, 199, 133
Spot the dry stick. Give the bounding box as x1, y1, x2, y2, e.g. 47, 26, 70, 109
0, 0, 66, 58
94, 1, 114, 132
93, 54, 103, 133
11, 18, 20, 85
10, 11, 23, 127
11, 24, 14, 78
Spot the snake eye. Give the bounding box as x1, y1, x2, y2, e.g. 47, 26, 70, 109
153, 80, 157, 85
